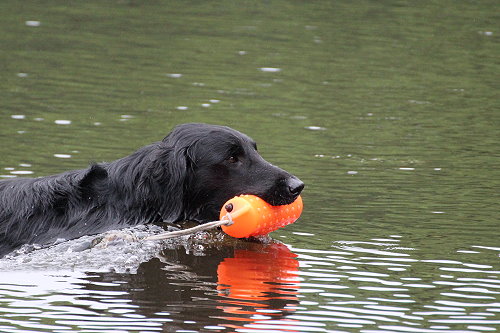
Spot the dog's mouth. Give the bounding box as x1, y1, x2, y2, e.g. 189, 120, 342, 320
262, 193, 301, 206
254, 177, 305, 207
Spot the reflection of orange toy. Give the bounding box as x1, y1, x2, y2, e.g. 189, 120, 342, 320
217, 242, 300, 325
219, 195, 303, 238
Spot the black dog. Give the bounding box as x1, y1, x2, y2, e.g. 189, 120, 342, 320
0, 123, 304, 257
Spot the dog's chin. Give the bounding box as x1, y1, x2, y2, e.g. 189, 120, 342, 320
257, 193, 301, 207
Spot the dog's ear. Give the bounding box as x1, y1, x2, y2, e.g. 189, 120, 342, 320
146, 143, 190, 222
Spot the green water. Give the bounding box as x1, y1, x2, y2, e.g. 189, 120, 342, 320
1, 1, 499, 332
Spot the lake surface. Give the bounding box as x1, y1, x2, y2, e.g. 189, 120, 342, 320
1, 1, 499, 332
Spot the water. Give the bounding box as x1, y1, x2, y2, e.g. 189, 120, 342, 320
1, 0, 499, 332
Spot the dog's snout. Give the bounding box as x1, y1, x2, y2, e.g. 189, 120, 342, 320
287, 177, 304, 196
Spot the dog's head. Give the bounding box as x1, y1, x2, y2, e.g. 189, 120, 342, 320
159, 123, 304, 223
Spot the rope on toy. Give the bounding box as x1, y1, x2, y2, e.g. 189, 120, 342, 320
144, 213, 233, 241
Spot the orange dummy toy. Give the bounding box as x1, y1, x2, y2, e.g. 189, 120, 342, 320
219, 195, 303, 238
146, 194, 303, 241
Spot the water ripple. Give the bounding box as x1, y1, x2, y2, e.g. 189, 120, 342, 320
282, 236, 500, 331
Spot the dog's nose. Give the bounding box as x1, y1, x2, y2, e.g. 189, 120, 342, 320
287, 178, 304, 196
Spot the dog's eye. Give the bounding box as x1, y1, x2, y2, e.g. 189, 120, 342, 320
227, 156, 239, 163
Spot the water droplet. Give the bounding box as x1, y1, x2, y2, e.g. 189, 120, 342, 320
478, 31, 493, 36
408, 99, 430, 104
305, 126, 326, 131
55, 120, 71, 125
25, 21, 41, 27
54, 154, 71, 159
259, 67, 281, 73
10, 170, 34, 175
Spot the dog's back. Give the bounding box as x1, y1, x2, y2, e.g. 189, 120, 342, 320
0, 142, 175, 257
0, 165, 123, 256
0, 171, 84, 255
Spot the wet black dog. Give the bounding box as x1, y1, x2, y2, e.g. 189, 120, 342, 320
0, 123, 304, 257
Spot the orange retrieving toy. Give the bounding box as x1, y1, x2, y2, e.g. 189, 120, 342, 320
219, 194, 303, 238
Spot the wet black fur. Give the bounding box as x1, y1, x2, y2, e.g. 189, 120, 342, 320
0, 123, 304, 257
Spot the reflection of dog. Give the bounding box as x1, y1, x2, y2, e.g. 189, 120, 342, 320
77, 241, 300, 331
0, 123, 304, 257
